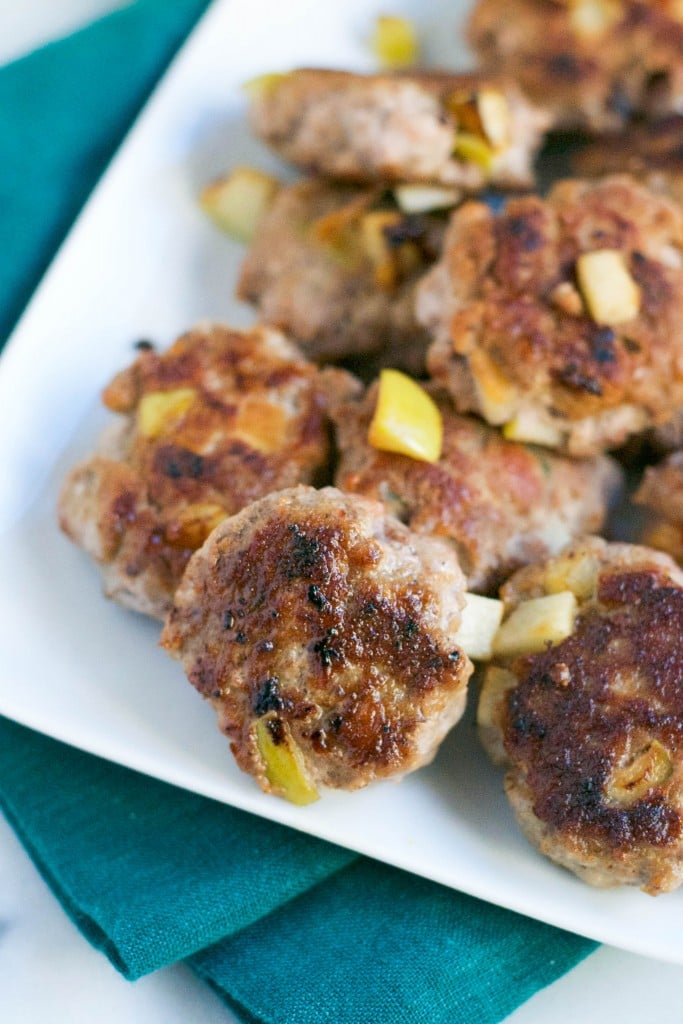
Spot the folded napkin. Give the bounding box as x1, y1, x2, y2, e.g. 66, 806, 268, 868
0, 2, 597, 1021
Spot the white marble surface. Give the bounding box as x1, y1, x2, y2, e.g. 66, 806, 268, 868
0, 0, 127, 65
3, 2, 683, 1022
0, 814, 234, 1024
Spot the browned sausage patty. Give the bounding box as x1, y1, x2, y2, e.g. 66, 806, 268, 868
161, 486, 473, 797
249, 69, 550, 190
468, 0, 683, 131
237, 179, 444, 371
59, 325, 347, 619
418, 176, 683, 455
479, 537, 683, 894
573, 114, 683, 206
332, 383, 621, 593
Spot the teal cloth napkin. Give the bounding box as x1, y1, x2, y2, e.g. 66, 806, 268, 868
0, 2, 597, 1020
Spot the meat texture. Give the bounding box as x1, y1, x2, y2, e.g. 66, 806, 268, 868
59, 325, 348, 619
419, 176, 683, 456
635, 450, 683, 563
249, 69, 550, 190
237, 179, 443, 372
479, 536, 683, 894
468, 0, 683, 131
162, 486, 473, 797
332, 383, 621, 593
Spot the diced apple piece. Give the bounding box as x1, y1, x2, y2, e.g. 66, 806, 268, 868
360, 210, 404, 288
453, 132, 495, 173
165, 503, 226, 549
371, 15, 419, 69
393, 184, 461, 214
455, 593, 504, 661
310, 192, 375, 245
242, 72, 288, 100
231, 397, 288, 455
199, 167, 280, 243
477, 665, 518, 730
448, 89, 510, 150
605, 739, 673, 806
477, 89, 511, 149
368, 369, 443, 463
469, 349, 520, 424
503, 408, 564, 448
569, 0, 619, 37
576, 249, 641, 325
137, 388, 196, 439
544, 553, 599, 600
255, 718, 319, 805
493, 591, 577, 658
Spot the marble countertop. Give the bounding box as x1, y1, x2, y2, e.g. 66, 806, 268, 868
3, 3, 683, 1021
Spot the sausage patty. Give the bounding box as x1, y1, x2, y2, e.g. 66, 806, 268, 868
467, 0, 683, 131
332, 382, 621, 593
237, 179, 443, 372
59, 325, 346, 619
161, 486, 473, 797
249, 69, 550, 190
479, 536, 683, 894
418, 176, 683, 455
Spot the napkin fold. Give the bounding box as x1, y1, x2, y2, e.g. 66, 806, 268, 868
0, 717, 595, 1024
0, 2, 597, 1021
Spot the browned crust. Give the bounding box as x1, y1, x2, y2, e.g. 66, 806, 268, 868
483, 537, 683, 893
332, 383, 621, 593
59, 325, 346, 618
467, 0, 683, 131
249, 68, 550, 189
162, 486, 472, 792
420, 176, 683, 455
237, 179, 439, 371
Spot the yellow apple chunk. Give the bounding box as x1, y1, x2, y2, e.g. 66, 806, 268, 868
165, 503, 226, 549
199, 167, 280, 243
255, 718, 319, 806
493, 591, 578, 658
503, 408, 564, 448
544, 553, 599, 600
453, 132, 495, 173
469, 349, 520, 424
393, 184, 461, 215
368, 369, 443, 463
576, 249, 641, 325
371, 15, 419, 69
455, 593, 504, 661
242, 72, 288, 100
477, 665, 518, 730
605, 740, 673, 807
137, 388, 196, 439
